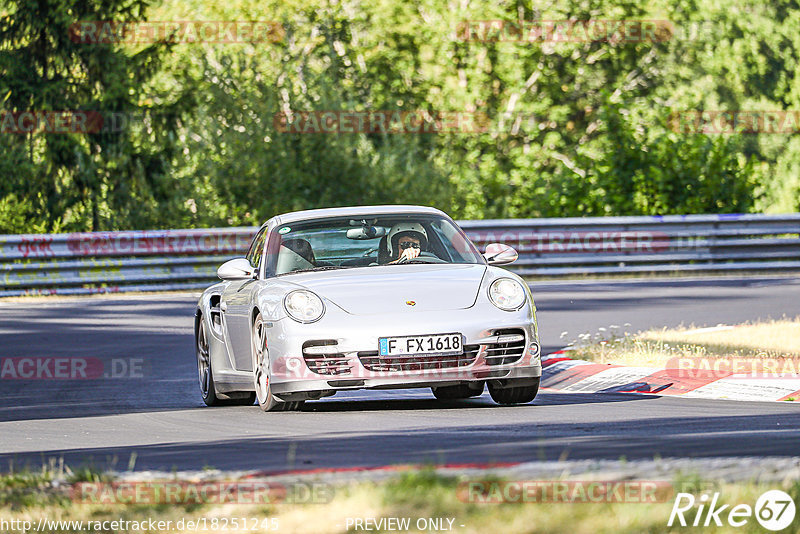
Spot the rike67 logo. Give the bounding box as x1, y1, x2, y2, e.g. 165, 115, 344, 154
669, 490, 796, 531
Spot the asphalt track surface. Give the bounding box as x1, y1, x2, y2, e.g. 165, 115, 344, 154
1, 275, 800, 473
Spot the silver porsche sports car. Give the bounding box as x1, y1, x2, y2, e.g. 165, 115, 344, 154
194, 205, 541, 411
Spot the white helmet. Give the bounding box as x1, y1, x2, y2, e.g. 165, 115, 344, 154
386, 222, 428, 257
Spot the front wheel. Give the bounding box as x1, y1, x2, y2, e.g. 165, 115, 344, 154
252, 313, 302, 412
488, 378, 540, 405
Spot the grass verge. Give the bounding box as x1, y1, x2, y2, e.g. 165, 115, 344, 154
1, 467, 799, 533
566, 317, 800, 368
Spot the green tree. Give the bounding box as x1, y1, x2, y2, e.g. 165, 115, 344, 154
2, 0, 794, 233
0, 0, 192, 232
577, 100, 757, 215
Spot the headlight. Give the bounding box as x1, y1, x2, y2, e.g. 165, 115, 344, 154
284, 290, 325, 323
488, 278, 526, 311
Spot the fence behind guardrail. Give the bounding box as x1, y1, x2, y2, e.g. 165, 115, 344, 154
1, 214, 798, 297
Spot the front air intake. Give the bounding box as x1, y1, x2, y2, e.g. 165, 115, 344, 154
302, 340, 350, 376
357, 349, 478, 372
483, 328, 526, 366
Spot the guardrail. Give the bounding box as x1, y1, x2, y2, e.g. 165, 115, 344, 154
1, 214, 798, 297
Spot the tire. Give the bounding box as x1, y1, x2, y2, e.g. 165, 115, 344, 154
488, 378, 540, 405
252, 312, 302, 412
196, 314, 255, 406
432, 382, 484, 400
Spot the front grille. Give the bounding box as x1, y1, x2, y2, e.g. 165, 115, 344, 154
302, 340, 350, 376
358, 348, 479, 372
483, 328, 526, 366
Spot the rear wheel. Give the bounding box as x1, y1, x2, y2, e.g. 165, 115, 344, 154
488, 378, 540, 405
197, 317, 222, 406
431, 382, 484, 400
196, 315, 255, 406
252, 312, 302, 412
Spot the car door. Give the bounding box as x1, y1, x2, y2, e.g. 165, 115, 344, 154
222, 226, 268, 371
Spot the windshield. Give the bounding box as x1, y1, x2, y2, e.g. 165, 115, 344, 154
264, 214, 484, 276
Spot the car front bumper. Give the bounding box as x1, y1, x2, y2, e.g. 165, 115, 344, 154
265, 304, 541, 398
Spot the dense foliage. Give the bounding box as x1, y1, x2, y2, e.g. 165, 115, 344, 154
0, 0, 798, 232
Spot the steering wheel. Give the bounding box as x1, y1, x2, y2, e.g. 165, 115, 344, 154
397, 252, 446, 264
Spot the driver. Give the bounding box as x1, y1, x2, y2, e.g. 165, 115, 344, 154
386, 223, 429, 264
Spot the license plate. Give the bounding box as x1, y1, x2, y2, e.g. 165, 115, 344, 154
378, 333, 462, 357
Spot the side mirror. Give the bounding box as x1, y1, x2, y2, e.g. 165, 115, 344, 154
217, 258, 256, 280
483, 243, 518, 266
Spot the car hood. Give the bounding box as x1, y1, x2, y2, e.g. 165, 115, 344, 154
287, 264, 487, 315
